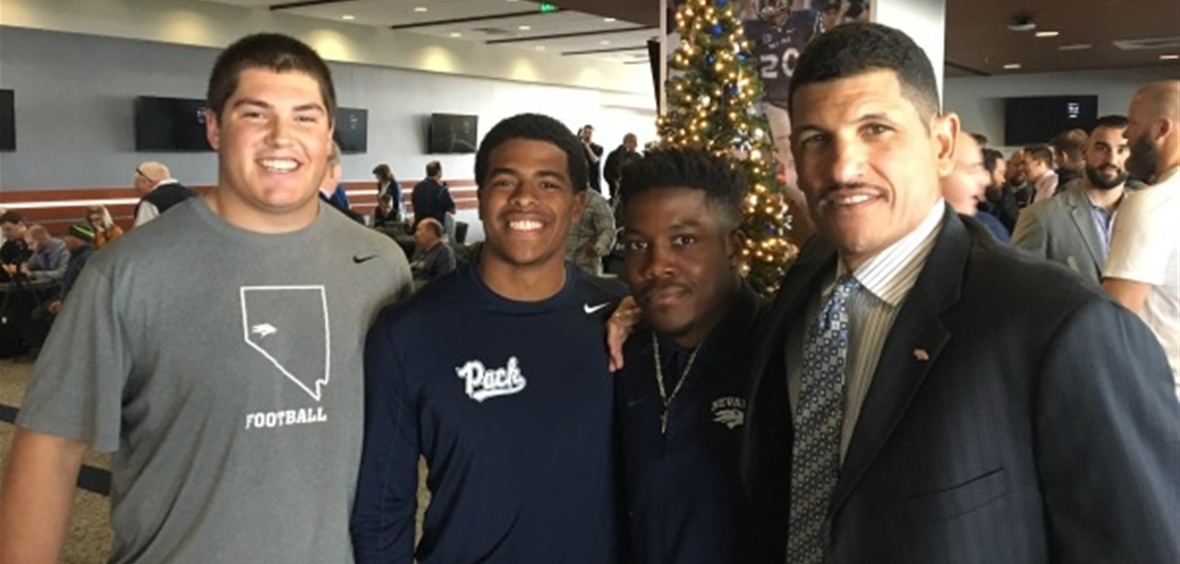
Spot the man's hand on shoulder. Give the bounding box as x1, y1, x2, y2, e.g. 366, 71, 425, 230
607, 296, 643, 372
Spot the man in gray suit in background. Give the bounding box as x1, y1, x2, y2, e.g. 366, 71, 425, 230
742, 22, 1179, 564
1012, 115, 1133, 284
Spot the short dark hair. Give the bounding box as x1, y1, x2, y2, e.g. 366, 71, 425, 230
206, 33, 336, 123
426, 161, 442, 178
982, 148, 1005, 174
617, 147, 745, 228
1023, 144, 1054, 165
1091, 114, 1130, 133
789, 22, 940, 121
970, 132, 988, 147
474, 113, 588, 192
1050, 129, 1088, 160
0, 211, 24, 225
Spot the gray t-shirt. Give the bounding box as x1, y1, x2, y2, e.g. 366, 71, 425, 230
17, 197, 412, 564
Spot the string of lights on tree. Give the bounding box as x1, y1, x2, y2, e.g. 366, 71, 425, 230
657, 0, 796, 296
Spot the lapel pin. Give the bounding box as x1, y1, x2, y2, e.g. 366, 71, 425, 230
913, 348, 930, 362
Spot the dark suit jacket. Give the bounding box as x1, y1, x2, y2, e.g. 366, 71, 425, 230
742, 208, 1179, 564
411, 177, 455, 228
1011, 183, 1109, 285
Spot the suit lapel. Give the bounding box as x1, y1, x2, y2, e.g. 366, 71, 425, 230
742, 238, 835, 513
749, 240, 836, 394
1065, 189, 1105, 274
829, 211, 966, 514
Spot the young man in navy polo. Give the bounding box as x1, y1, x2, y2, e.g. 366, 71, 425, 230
613, 147, 765, 563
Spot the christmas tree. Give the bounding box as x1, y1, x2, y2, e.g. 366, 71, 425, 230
658, 0, 796, 296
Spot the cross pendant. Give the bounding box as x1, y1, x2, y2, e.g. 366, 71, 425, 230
660, 411, 668, 434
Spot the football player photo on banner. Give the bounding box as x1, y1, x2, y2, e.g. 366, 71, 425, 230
739, 0, 872, 186
660, 0, 871, 185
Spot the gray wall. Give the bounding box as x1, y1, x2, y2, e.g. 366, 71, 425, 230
945, 66, 1176, 153
0, 26, 655, 190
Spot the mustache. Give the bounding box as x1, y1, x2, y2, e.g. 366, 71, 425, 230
638, 281, 689, 300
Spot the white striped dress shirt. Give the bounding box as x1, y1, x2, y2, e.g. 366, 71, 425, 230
788, 201, 945, 460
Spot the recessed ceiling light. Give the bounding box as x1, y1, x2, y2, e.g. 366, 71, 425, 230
600, 40, 611, 45
413, 6, 427, 12
1003, 63, 1022, 70
1035, 31, 1059, 38
1058, 43, 1093, 51
341, 14, 355, 20
1162, 54, 1180, 60
519, 25, 531, 31
535, 45, 546, 51
450, 32, 462, 38
604, 17, 617, 22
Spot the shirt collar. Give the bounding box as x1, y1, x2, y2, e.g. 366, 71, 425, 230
835, 199, 944, 307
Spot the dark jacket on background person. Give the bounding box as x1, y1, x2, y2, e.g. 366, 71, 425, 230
1054, 168, 1083, 195
411, 243, 456, 283
58, 244, 94, 301
411, 178, 455, 228
979, 185, 1020, 233
0, 238, 31, 277
320, 192, 364, 224
604, 145, 640, 200
135, 181, 195, 220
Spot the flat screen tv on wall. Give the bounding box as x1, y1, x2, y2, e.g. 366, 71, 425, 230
0, 89, 15, 152
1004, 95, 1098, 146
334, 107, 368, 154
428, 113, 478, 154
135, 96, 213, 152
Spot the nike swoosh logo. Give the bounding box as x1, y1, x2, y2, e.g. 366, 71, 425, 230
583, 302, 610, 315
352, 254, 378, 264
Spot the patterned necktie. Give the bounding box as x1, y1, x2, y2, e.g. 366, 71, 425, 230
788, 274, 858, 564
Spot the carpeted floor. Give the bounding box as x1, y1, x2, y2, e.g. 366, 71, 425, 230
0, 356, 430, 561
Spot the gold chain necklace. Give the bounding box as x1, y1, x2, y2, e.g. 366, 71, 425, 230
652, 332, 702, 435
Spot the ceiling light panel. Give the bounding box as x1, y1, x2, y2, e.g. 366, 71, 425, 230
276, 0, 554, 29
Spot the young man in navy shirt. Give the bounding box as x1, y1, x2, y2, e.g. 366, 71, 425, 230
352, 113, 625, 563
613, 147, 765, 563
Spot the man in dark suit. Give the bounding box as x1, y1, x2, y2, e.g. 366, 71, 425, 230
411, 160, 455, 228
1012, 115, 1133, 285
742, 22, 1180, 564
579, 125, 605, 193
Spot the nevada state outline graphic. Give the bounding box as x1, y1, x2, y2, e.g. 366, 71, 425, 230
240, 286, 331, 401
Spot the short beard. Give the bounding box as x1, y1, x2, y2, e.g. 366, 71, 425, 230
1126, 134, 1158, 183
1084, 165, 1128, 190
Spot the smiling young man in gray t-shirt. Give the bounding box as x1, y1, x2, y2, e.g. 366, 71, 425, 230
0, 34, 411, 563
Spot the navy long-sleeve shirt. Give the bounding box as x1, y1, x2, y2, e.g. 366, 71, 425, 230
352, 265, 626, 564
615, 284, 764, 564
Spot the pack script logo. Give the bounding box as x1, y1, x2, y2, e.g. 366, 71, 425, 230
457, 356, 527, 402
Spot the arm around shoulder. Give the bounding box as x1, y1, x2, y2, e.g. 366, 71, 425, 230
0, 428, 88, 564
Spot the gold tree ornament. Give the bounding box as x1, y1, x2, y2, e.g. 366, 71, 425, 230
659, 0, 796, 295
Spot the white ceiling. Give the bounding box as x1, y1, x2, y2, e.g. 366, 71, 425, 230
199, 0, 657, 64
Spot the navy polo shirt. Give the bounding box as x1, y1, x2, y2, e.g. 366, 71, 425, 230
615, 284, 763, 564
